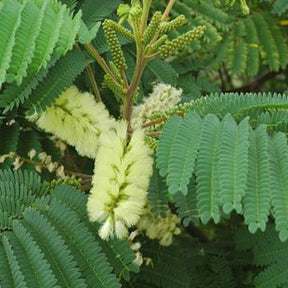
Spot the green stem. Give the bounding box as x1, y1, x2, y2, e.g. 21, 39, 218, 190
86, 64, 102, 102
140, 0, 152, 35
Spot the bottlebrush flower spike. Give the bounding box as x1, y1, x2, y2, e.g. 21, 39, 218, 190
131, 83, 182, 129
27, 86, 115, 158
87, 121, 153, 240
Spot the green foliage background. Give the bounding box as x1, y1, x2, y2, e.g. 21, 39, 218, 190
1, 0, 288, 287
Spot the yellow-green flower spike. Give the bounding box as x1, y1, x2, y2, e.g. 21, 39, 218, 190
104, 74, 126, 99
143, 11, 162, 44
159, 15, 186, 34
240, 0, 250, 15
103, 20, 127, 71
159, 26, 206, 58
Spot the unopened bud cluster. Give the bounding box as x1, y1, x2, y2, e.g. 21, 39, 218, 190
47, 175, 82, 190
104, 74, 126, 99
159, 26, 206, 58
103, 20, 127, 71
143, 11, 162, 43
159, 15, 186, 34
137, 208, 181, 246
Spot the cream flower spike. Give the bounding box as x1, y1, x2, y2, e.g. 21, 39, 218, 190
87, 120, 153, 240
27, 86, 116, 158
131, 83, 182, 129
137, 207, 181, 246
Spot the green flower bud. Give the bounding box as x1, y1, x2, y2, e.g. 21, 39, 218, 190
103, 20, 127, 71
143, 11, 162, 43
150, 35, 169, 53
159, 15, 186, 34
159, 26, 206, 58
104, 74, 126, 99
105, 19, 134, 40
240, 0, 250, 15
145, 136, 158, 150
109, 61, 122, 82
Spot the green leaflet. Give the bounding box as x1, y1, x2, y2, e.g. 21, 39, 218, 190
81, 0, 118, 28
252, 13, 279, 71
156, 116, 182, 177
148, 162, 169, 218
219, 115, 249, 214
272, 0, 288, 14
244, 17, 260, 77
229, 39, 248, 76
0, 122, 20, 168
175, 175, 199, 227
196, 114, 222, 224
166, 113, 202, 195
269, 133, 288, 242
0, 0, 23, 88
146, 59, 178, 86
254, 262, 288, 288
243, 125, 270, 234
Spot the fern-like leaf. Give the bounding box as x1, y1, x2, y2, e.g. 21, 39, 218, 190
0, 58, 56, 113
24, 49, 91, 113
0, 0, 81, 89
50, 185, 138, 281
22, 210, 86, 288
1, 235, 27, 288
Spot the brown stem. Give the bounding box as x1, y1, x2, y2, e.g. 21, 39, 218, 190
162, 0, 176, 21
85, 43, 118, 82
86, 64, 102, 102
150, 0, 176, 45
124, 57, 146, 123
228, 71, 280, 93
